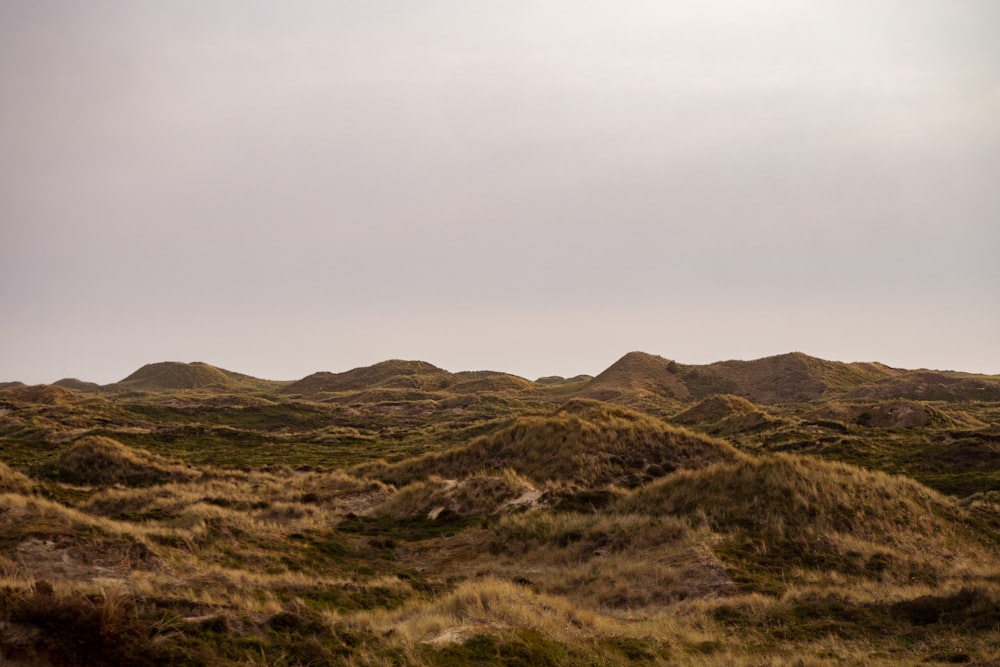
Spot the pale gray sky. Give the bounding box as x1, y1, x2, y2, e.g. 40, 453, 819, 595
2, 1, 999, 384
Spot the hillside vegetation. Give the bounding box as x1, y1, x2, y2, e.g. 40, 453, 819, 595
0, 352, 998, 665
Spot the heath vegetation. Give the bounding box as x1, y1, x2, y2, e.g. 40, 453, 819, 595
1, 352, 999, 665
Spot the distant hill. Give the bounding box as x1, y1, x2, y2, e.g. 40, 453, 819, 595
574, 351, 978, 405
282, 360, 456, 396
848, 370, 1000, 401
675, 352, 898, 403
450, 372, 535, 394
0, 384, 81, 405
109, 361, 283, 392
30, 352, 1000, 406
52, 378, 101, 391
578, 351, 690, 404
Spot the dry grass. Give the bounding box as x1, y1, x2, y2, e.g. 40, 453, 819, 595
374, 470, 538, 518
55, 435, 202, 486
1, 354, 999, 665
81, 467, 391, 528
0, 461, 34, 495
364, 400, 741, 487
805, 399, 986, 429
619, 453, 997, 595
579, 351, 690, 406
621, 453, 966, 539
673, 394, 762, 424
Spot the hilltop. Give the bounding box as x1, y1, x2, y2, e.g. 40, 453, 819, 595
10, 351, 999, 406
282, 359, 456, 396
109, 361, 286, 393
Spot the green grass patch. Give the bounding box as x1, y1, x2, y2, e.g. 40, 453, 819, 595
424, 629, 569, 667
337, 512, 476, 542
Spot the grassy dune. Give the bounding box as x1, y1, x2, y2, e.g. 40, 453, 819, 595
0, 353, 998, 665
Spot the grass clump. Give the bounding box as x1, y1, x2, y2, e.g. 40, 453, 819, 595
51, 435, 200, 487
0, 461, 34, 494
1, 586, 217, 666
423, 629, 569, 666
619, 454, 993, 593
375, 470, 538, 519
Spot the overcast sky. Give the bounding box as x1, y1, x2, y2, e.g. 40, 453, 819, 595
2, 1, 999, 384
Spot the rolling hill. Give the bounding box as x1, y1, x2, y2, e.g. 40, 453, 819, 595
108, 361, 284, 393
281, 359, 456, 396
2, 352, 999, 665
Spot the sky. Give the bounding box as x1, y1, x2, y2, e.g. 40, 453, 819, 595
2, 1, 999, 384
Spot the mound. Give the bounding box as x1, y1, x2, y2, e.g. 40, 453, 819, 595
848, 371, 1000, 402
112, 361, 277, 392
451, 373, 535, 394
375, 471, 540, 518
618, 454, 991, 589
623, 454, 964, 539
577, 352, 997, 406
672, 394, 783, 435
578, 352, 690, 403
686, 353, 831, 403
283, 360, 455, 395
673, 394, 761, 424
55, 436, 199, 486
368, 400, 741, 488
52, 378, 100, 391
808, 400, 984, 429
0, 384, 78, 406
660, 353, 900, 404
575, 351, 899, 407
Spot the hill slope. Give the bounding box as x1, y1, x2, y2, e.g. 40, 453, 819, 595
578, 351, 690, 404
282, 360, 456, 396
365, 399, 741, 487
576, 351, 997, 405
619, 453, 995, 591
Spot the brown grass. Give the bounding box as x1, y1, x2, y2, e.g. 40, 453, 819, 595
55, 435, 201, 486
374, 470, 538, 518
0, 461, 34, 495
621, 454, 970, 543
806, 399, 987, 429
579, 351, 690, 403
362, 400, 742, 487
2, 354, 1000, 665
618, 453, 996, 592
